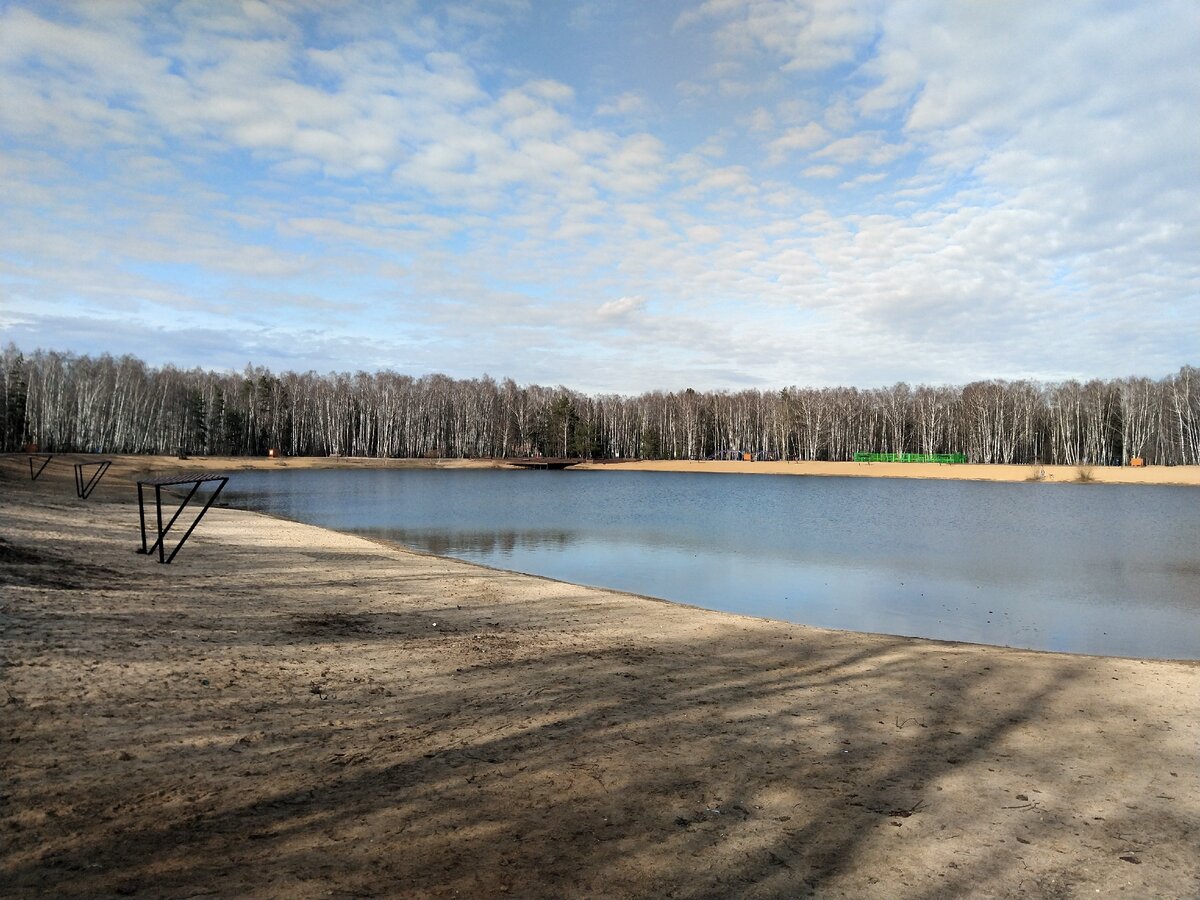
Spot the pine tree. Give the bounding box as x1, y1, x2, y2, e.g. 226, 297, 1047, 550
1, 345, 29, 451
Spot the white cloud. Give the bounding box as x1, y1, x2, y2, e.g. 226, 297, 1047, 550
597, 295, 646, 320
801, 164, 840, 179
766, 122, 830, 163
0, 1, 1196, 394
812, 133, 906, 166
742, 107, 774, 132
596, 91, 651, 118
686, 225, 723, 244
676, 0, 881, 72
841, 172, 887, 188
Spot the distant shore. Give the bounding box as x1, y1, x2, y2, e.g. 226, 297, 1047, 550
2, 454, 1198, 897
15, 452, 1200, 487
583, 458, 1200, 486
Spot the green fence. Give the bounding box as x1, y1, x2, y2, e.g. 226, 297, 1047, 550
852, 452, 968, 464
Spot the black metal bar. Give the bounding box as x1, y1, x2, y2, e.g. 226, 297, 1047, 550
74, 461, 111, 499
155, 485, 165, 563
28, 454, 52, 481
138, 482, 148, 554
84, 463, 106, 498
164, 477, 227, 563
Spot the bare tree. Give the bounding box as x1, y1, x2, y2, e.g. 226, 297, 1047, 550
6, 346, 1197, 466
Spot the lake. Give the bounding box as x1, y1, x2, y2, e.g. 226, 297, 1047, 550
220, 469, 1200, 659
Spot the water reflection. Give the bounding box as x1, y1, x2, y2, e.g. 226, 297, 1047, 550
364, 528, 579, 557
222, 469, 1200, 659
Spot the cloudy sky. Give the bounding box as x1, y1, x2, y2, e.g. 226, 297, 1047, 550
1, 1, 1196, 393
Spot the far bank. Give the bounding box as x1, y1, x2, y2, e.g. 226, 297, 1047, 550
30, 453, 1199, 487
578, 458, 1200, 486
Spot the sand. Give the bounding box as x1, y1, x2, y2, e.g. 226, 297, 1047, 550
2, 454, 1198, 898
21, 451, 1200, 484
26, 452, 1200, 485
581, 458, 1200, 486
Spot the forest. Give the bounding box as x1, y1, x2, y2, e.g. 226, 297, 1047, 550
2, 345, 1199, 466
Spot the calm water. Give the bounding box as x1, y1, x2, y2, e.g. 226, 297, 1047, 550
221, 469, 1200, 659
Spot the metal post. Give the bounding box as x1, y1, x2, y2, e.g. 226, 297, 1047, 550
138, 482, 148, 554
155, 485, 165, 563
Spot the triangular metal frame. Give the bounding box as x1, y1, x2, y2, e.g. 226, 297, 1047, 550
28, 454, 53, 481
137, 474, 229, 564
74, 460, 112, 499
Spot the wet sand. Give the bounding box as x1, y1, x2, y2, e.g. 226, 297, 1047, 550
2, 454, 1198, 898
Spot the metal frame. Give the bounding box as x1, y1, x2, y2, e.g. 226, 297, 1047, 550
136, 472, 229, 564
28, 454, 53, 480
852, 452, 968, 464
507, 457, 579, 470
74, 460, 112, 499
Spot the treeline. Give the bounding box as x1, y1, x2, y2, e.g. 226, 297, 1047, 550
3, 345, 1199, 466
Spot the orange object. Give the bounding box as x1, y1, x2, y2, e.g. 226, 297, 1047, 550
1130, 456, 1145, 467
743, 452, 753, 462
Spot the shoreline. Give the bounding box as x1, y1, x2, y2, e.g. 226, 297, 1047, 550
2, 458, 1198, 896
24, 452, 1194, 663
348, 529, 1200, 665
582, 458, 1200, 486
9, 452, 1200, 487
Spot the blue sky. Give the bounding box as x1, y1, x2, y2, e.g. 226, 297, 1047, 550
1, 0, 1197, 393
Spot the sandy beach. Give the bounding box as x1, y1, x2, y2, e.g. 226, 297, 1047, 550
30, 452, 1200, 485
583, 458, 1200, 486
2, 454, 1198, 898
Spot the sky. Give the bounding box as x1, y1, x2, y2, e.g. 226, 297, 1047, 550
1, 0, 1197, 394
